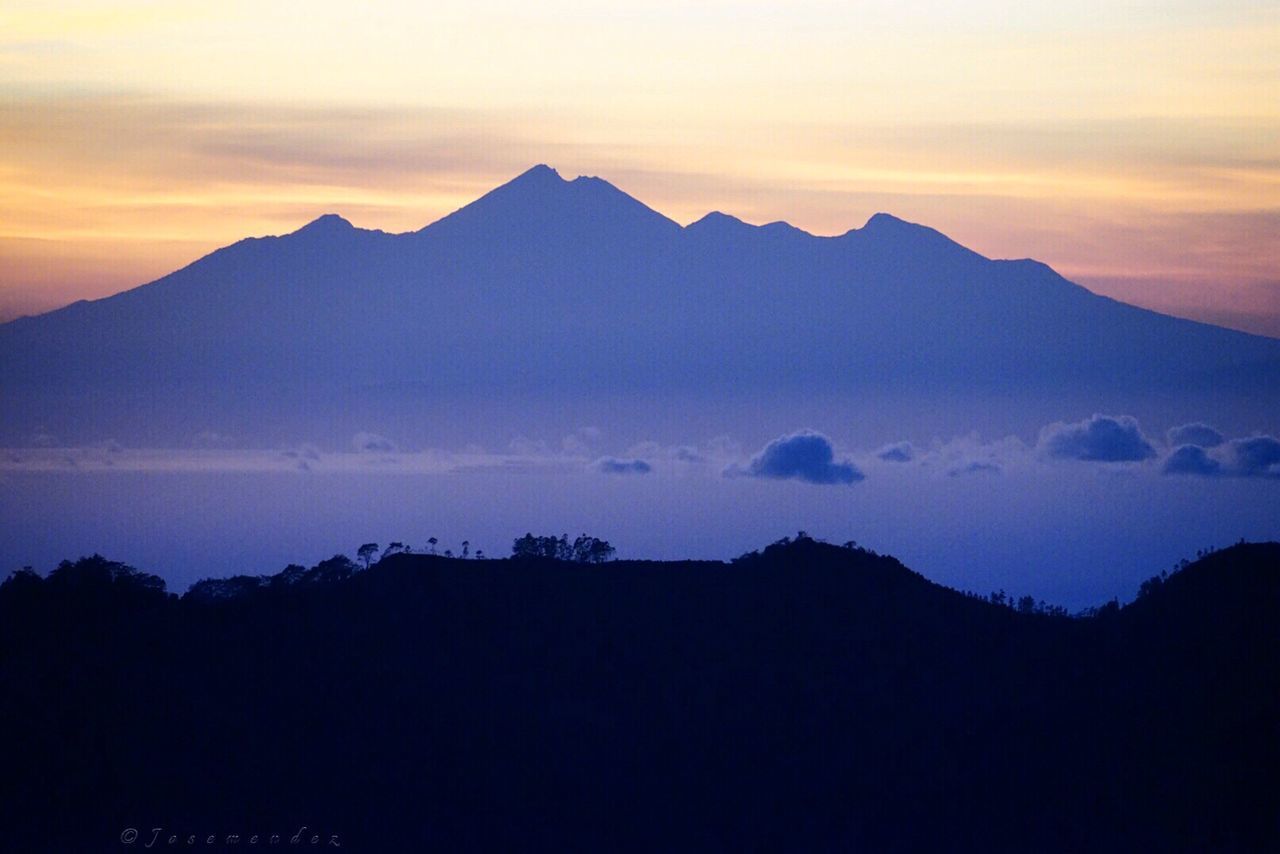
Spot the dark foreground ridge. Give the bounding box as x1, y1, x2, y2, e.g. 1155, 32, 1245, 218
2, 539, 1277, 852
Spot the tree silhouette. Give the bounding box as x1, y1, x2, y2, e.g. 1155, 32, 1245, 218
511, 533, 539, 558
513, 533, 614, 563
2, 566, 42, 597
357, 543, 379, 569
427, 537, 438, 555
187, 575, 268, 602
46, 554, 167, 599
312, 554, 358, 583
572, 535, 615, 563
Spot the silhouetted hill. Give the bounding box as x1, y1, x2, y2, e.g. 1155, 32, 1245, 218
1, 538, 1276, 852
2, 165, 1277, 445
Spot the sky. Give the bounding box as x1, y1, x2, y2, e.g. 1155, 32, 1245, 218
1, 1, 1278, 334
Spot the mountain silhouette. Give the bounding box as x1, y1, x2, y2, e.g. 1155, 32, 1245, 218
1, 164, 1277, 444
1, 537, 1276, 852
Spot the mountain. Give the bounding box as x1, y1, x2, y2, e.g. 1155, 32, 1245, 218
1, 164, 1278, 446
2, 538, 1276, 852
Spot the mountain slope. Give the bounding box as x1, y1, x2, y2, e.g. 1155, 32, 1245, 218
1, 165, 1277, 445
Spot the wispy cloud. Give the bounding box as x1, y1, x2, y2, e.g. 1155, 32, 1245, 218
909, 432, 1026, 477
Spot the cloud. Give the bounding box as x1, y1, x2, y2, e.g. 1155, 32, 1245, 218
626, 440, 663, 459
562, 426, 602, 456
912, 432, 1027, 476
1162, 445, 1221, 476
29, 430, 56, 448
282, 443, 322, 462
732, 430, 864, 485
593, 457, 652, 475
191, 430, 235, 448
877, 441, 914, 463
1037, 414, 1156, 462
705, 435, 744, 461
352, 431, 396, 453
0, 445, 547, 475
508, 436, 551, 456
1166, 422, 1225, 448
947, 460, 1001, 477
627, 441, 705, 464
1161, 434, 1280, 478
1222, 435, 1280, 478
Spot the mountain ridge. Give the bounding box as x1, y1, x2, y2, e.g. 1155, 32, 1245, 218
1, 165, 1277, 446
1, 164, 1272, 341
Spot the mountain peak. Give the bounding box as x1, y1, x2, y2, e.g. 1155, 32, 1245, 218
851, 211, 979, 259
759, 220, 807, 236
686, 211, 748, 230
421, 164, 680, 239
862, 212, 912, 231
509, 163, 565, 186
293, 213, 355, 237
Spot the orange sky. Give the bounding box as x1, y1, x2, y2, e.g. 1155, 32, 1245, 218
2, 2, 1277, 334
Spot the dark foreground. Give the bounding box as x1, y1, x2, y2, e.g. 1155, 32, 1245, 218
1, 539, 1277, 852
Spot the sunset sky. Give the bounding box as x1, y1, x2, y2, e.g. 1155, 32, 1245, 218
2, 1, 1277, 333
